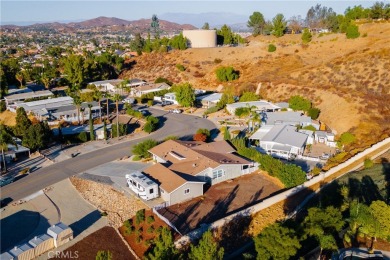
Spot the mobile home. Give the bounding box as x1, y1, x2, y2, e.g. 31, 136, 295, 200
125, 171, 159, 201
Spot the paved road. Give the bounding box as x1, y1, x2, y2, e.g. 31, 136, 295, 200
1, 108, 216, 202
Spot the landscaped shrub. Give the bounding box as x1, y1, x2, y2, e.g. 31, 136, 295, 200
154, 77, 172, 86
127, 108, 143, 119
147, 216, 155, 224
147, 226, 155, 234
135, 209, 145, 225
338, 132, 356, 147
77, 132, 88, 143
268, 44, 276, 52
346, 24, 360, 39
288, 95, 311, 112
301, 28, 312, 44
124, 219, 133, 228
112, 123, 128, 138
132, 139, 159, 158
216, 66, 239, 82
143, 116, 159, 134
204, 106, 220, 115
193, 133, 207, 142
308, 107, 321, 120
302, 125, 317, 131
136, 236, 142, 243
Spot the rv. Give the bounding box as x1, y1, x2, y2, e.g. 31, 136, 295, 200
125, 172, 159, 201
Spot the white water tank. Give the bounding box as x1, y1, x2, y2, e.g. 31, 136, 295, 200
183, 30, 217, 48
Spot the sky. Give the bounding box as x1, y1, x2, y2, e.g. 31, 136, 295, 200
1, 1, 383, 25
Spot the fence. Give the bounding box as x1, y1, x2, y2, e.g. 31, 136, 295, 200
175, 137, 390, 247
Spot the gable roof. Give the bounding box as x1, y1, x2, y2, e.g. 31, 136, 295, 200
143, 163, 188, 193
262, 125, 308, 148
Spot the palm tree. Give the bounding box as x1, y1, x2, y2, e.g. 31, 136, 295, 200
93, 90, 103, 122
72, 95, 82, 125
112, 94, 122, 139
104, 91, 112, 119
0, 125, 16, 172
15, 72, 24, 88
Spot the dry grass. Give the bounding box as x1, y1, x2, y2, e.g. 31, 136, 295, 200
121, 22, 390, 151
0, 111, 17, 126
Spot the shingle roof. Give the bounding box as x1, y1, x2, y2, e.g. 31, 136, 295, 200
262, 125, 308, 148
143, 163, 188, 193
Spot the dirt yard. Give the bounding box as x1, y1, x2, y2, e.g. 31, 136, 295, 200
59, 226, 136, 260
119, 210, 172, 259
158, 172, 282, 234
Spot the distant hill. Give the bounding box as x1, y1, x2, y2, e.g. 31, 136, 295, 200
1, 16, 197, 32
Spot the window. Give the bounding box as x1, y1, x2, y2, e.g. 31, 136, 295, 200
184, 189, 190, 194
149, 188, 154, 194
212, 169, 224, 179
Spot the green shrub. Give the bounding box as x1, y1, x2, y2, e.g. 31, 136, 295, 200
302, 125, 317, 131
132, 155, 141, 161
147, 216, 155, 224
176, 64, 186, 71
268, 44, 276, 52
154, 77, 173, 85
112, 123, 128, 138
214, 58, 222, 64
100, 211, 108, 217
144, 239, 153, 246
301, 28, 312, 43
288, 95, 311, 112
164, 135, 179, 141
338, 132, 356, 146
136, 236, 142, 243
147, 225, 155, 234
281, 108, 288, 112
77, 131, 88, 142
308, 107, 321, 120
135, 209, 145, 225
364, 158, 374, 169
239, 92, 259, 102
156, 226, 163, 234
0, 100, 6, 112
311, 166, 321, 176
196, 128, 211, 139
346, 24, 360, 39
235, 107, 251, 118
96, 250, 112, 260
124, 219, 133, 228
143, 122, 154, 134
204, 106, 220, 115
132, 139, 158, 158
216, 66, 239, 82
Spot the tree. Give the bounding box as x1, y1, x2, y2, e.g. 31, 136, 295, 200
267, 44, 276, 52
370, 2, 386, 19
23, 122, 51, 151
247, 12, 266, 36
253, 223, 301, 260
96, 250, 112, 260
132, 139, 158, 159
103, 120, 107, 140
169, 34, 187, 50
306, 4, 337, 29
303, 206, 344, 254
271, 14, 287, 37
15, 72, 24, 88
193, 133, 207, 142
368, 200, 390, 251
151, 14, 160, 39
217, 86, 235, 109
112, 94, 122, 139
131, 33, 145, 55
0, 124, 16, 172
338, 132, 356, 146
189, 230, 224, 260
235, 107, 251, 118
63, 54, 86, 87
0, 68, 8, 99
288, 95, 312, 111
346, 24, 360, 39
93, 89, 103, 121
88, 104, 95, 141
239, 92, 259, 102
41, 74, 51, 89
301, 28, 313, 43
196, 128, 211, 139
223, 127, 231, 141
288, 15, 304, 33
216, 67, 239, 82
174, 82, 195, 107
0, 100, 6, 112
308, 107, 321, 119
14, 107, 32, 138
146, 227, 178, 260
202, 22, 210, 30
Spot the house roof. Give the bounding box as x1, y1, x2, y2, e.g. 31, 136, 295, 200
16, 96, 73, 111
89, 79, 124, 86
249, 125, 274, 140
226, 100, 281, 111
133, 83, 170, 93
47, 222, 71, 236
142, 163, 188, 193
149, 140, 253, 177
262, 125, 308, 148
125, 171, 157, 189
28, 234, 52, 247
4, 90, 53, 101
196, 93, 222, 103
264, 111, 312, 125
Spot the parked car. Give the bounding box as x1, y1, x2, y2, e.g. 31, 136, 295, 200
161, 100, 173, 106
169, 109, 182, 114
0, 176, 14, 187
320, 153, 330, 160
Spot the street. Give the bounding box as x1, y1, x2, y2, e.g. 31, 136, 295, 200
1, 108, 216, 202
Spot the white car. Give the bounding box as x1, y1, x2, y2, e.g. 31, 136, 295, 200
170, 109, 182, 114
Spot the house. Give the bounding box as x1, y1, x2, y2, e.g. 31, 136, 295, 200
46, 222, 73, 248
196, 93, 222, 108
262, 111, 313, 128
127, 78, 147, 87
0, 138, 31, 164
89, 79, 124, 93
299, 129, 315, 145
52, 123, 112, 139
28, 234, 54, 257
4, 90, 54, 107
12, 96, 74, 115
315, 131, 337, 147
163, 92, 179, 105
250, 125, 309, 160
125, 171, 159, 201
142, 164, 204, 205
226, 100, 281, 114
8, 243, 35, 260
130, 83, 171, 97
131, 140, 258, 206
42, 101, 101, 123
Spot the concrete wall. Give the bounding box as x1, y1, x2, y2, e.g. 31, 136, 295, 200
183, 30, 217, 48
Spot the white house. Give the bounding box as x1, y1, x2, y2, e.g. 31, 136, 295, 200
89, 79, 124, 93
130, 83, 171, 97
315, 131, 337, 147
226, 100, 281, 114
250, 125, 309, 160
163, 93, 179, 105
262, 111, 313, 128
196, 93, 222, 108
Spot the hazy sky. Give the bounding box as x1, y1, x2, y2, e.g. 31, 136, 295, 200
1, 1, 381, 24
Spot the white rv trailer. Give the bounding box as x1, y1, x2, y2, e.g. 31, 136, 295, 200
125, 171, 159, 201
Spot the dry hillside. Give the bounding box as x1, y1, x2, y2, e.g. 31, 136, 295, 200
121, 22, 390, 150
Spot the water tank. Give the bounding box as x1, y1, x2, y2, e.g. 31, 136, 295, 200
182, 30, 217, 48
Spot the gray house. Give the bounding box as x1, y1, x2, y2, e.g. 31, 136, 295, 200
145, 140, 258, 205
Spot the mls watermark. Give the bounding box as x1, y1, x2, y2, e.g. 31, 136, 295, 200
48, 251, 79, 259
